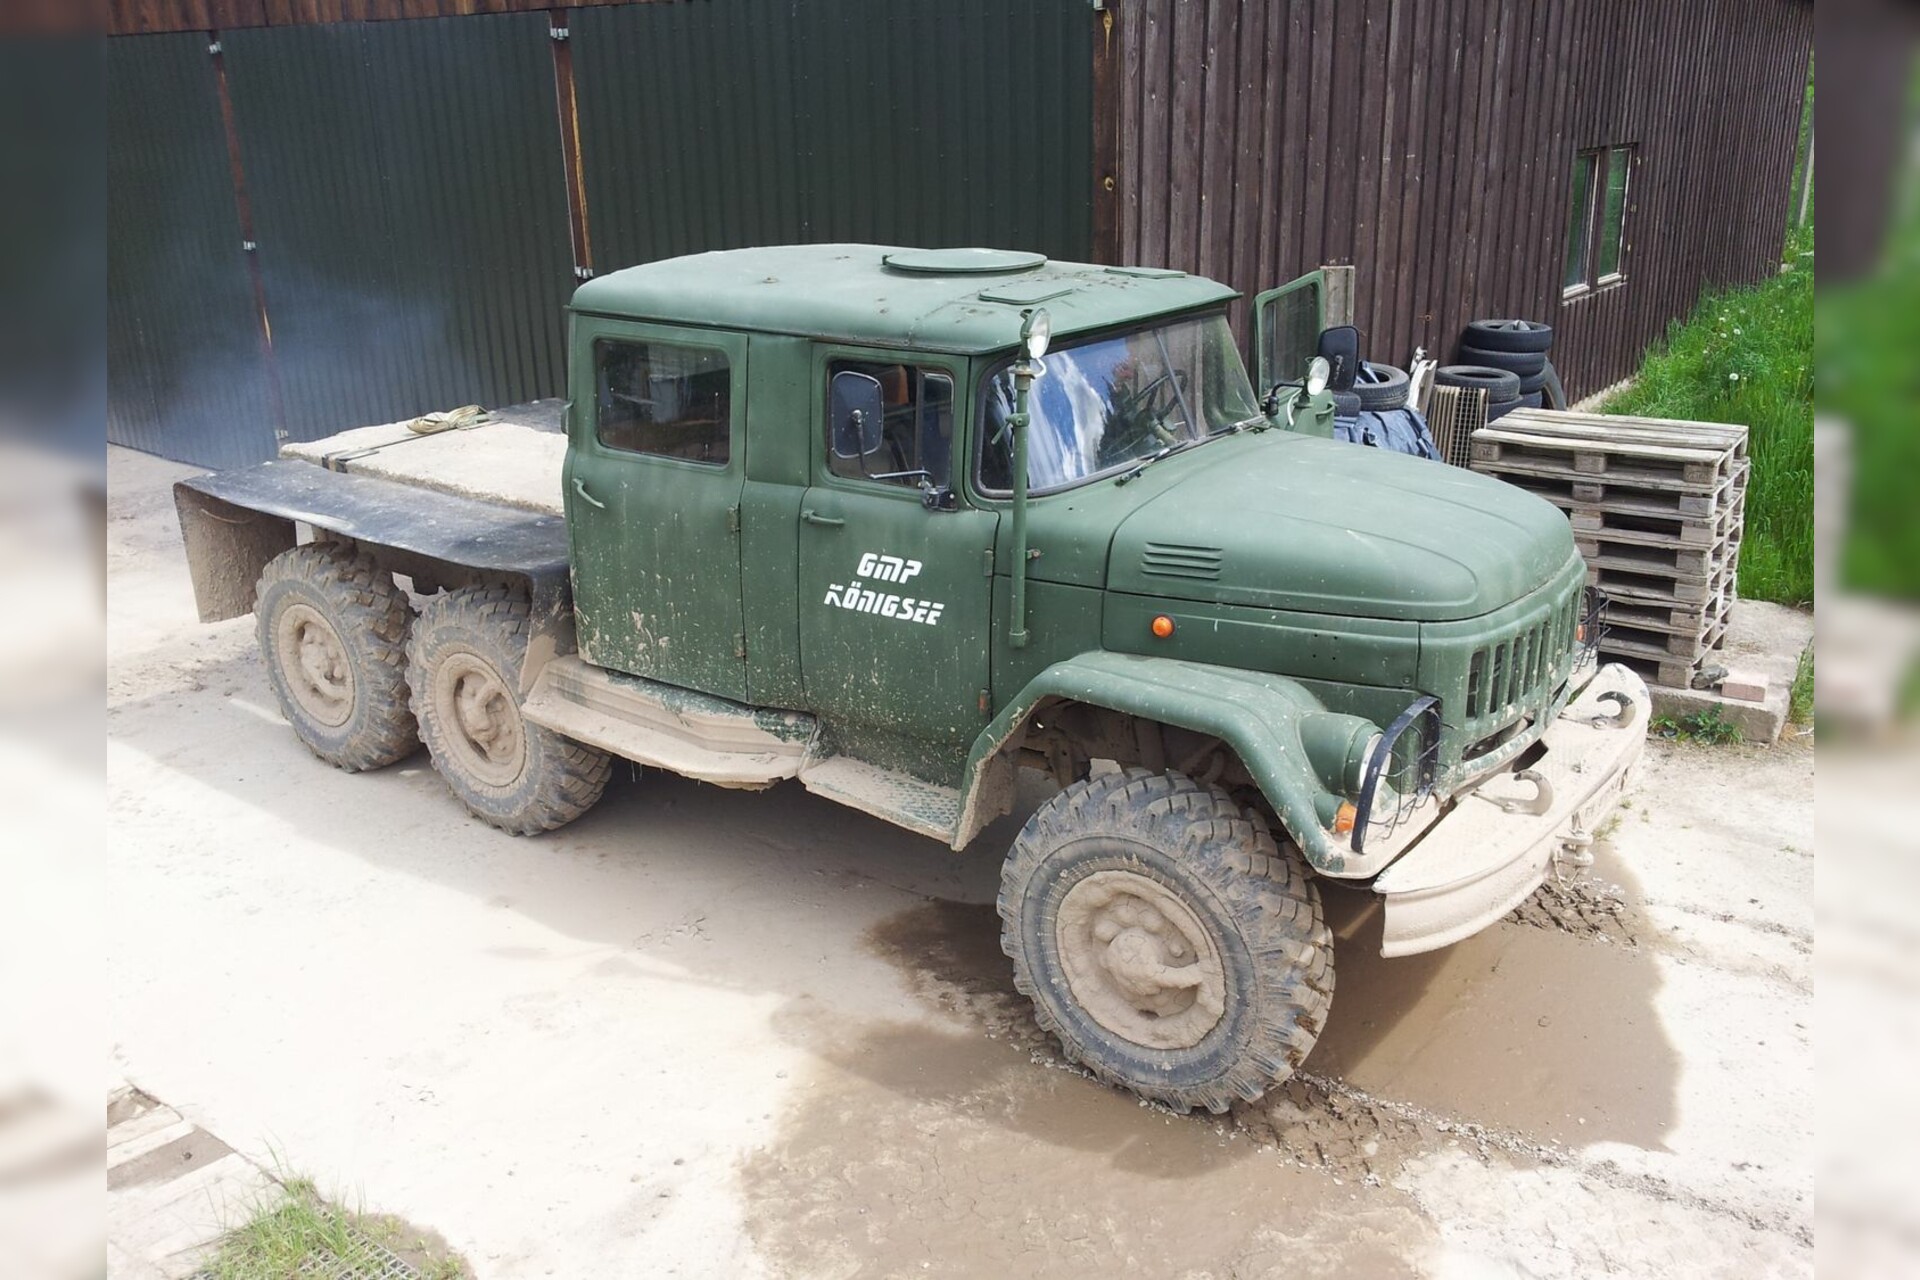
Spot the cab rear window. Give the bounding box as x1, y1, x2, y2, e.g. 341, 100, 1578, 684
594, 338, 731, 465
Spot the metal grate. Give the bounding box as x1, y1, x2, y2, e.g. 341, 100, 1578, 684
1426, 384, 1488, 469
1351, 696, 1442, 853
191, 1218, 424, 1280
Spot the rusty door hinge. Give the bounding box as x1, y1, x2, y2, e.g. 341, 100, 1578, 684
727, 504, 741, 534
733, 633, 747, 660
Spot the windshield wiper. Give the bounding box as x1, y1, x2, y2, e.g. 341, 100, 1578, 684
1113, 436, 1200, 485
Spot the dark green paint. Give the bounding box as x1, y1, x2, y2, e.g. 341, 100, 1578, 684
565, 316, 751, 701
571, 246, 1233, 357
558, 245, 1582, 854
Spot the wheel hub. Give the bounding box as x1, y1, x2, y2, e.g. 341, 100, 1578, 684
1056, 870, 1227, 1050
276, 603, 354, 727
434, 651, 525, 787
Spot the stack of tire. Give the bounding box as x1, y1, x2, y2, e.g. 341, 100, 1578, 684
1335, 359, 1437, 459
1435, 319, 1556, 422
1351, 360, 1411, 413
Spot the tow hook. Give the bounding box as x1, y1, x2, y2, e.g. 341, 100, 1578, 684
1554, 828, 1595, 885
1584, 690, 1638, 731
1490, 768, 1554, 816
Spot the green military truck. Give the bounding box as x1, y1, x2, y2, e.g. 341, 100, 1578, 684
175, 245, 1647, 1114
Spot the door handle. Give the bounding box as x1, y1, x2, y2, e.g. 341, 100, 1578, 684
801, 508, 845, 528
572, 477, 607, 510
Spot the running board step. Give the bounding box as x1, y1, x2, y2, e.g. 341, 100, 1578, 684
521, 656, 815, 789
798, 756, 961, 844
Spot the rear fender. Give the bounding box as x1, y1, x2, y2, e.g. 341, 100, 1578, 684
174, 464, 576, 693
957, 651, 1365, 872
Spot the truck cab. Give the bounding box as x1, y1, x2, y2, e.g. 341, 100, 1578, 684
175, 244, 1648, 1115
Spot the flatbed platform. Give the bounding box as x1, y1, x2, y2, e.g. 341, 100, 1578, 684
278, 399, 569, 518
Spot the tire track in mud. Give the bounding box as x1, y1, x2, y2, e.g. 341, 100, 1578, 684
1503, 876, 1644, 947
864, 896, 1810, 1249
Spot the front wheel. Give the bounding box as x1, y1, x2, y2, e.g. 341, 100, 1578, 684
998, 768, 1332, 1114
408, 584, 612, 835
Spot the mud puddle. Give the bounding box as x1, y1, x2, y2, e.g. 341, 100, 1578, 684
864, 893, 1677, 1162
740, 892, 1688, 1274
741, 946, 1437, 1278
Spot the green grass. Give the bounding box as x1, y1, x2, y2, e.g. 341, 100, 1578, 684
1603, 223, 1814, 605
1789, 644, 1815, 726
1650, 707, 1746, 745
1821, 62, 1920, 600
199, 1179, 468, 1280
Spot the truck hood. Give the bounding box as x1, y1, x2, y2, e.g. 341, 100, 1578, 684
1104, 434, 1576, 622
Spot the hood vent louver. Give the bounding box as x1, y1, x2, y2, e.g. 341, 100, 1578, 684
1140, 542, 1224, 581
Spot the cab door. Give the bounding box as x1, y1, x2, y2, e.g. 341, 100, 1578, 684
795, 350, 997, 756
565, 320, 750, 702
1252, 269, 1326, 392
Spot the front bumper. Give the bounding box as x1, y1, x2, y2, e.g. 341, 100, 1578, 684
1370, 662, 1649, 958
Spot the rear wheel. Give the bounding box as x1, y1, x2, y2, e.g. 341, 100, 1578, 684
998, 768, 1333, 1114
254, 542, 418, 771
408, 584, 612, 834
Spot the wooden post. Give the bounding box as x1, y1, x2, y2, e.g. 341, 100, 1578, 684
1320, 264, 1356, 327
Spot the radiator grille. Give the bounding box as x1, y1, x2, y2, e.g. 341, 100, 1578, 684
1463, 585, 1581, 736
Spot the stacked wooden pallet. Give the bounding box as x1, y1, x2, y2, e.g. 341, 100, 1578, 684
1467, 407, 1748, 689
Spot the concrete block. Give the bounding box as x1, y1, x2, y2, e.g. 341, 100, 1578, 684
1719, 671, 1769, 703
1644, 599, 1811, 745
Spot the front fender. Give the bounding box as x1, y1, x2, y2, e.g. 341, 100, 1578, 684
957, 651, 1367, 873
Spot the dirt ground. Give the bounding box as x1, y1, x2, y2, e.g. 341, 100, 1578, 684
106, 445, 1813, 1278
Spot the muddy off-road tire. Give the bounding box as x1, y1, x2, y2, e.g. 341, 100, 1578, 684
255, 542, 419, 771
408, 584, 612, 835
998, 768, 1332, 1114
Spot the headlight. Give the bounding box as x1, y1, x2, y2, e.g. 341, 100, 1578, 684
1304, 355, 1331, 397
1352, 732, 1384, 792
1299, 712, 1381, 798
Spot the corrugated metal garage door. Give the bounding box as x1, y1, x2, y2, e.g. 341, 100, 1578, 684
574, 0, 1093, 273
107, 2, 1096, 466
107, 34, 278, 468
221, 12, 576, 444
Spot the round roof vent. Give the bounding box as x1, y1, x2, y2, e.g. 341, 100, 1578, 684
881, 248, 1047, 275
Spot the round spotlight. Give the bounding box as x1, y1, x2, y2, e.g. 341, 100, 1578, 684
1305, 355, 1332, 397
1021, 307, 1052, 360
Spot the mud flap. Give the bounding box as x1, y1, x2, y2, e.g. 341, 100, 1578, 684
1372, 663, 1649, 958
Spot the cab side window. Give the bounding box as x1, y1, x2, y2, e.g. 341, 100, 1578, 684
595, 337, 731, 465
826, 360, 954, 490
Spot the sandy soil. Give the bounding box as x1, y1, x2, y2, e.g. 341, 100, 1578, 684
106, 444, 1812, 1278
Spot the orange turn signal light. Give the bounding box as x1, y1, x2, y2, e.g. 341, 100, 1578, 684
1332, 801, 1357, 834
1151, 615, 1176, 639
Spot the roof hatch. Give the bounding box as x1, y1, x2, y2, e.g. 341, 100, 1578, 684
881, 247, 1047, 275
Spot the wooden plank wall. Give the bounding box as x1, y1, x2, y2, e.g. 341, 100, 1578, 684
107, 0, 635, 35
1112, 0, 1814, 401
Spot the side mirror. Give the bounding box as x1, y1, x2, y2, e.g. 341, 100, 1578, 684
830, 371, 886, 460
1317, 325, 1361, 392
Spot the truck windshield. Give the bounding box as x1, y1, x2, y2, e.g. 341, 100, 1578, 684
976, 313, 1261, 494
